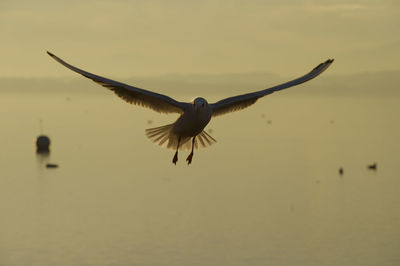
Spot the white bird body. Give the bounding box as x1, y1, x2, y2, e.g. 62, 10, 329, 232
173, 98, 212, 137
145, 97, 215, 155
47, 51, 334, 164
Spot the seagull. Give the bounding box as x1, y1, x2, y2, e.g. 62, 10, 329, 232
47, 52, 334, 165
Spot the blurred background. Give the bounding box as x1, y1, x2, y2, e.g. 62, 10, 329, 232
1, 1, 399, 265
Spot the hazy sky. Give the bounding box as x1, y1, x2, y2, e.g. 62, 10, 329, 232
1, 0, 399, 78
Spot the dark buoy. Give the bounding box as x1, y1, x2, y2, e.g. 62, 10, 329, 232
339, 167, 344, 175
368, 163, 377, 170
36, 135, 50, 153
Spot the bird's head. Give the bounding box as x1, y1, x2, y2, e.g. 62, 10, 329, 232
193, 97, 209, 113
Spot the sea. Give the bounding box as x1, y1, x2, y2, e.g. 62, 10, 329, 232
0, 79, 399, 266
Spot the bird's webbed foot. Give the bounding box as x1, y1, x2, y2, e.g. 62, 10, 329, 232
172, 151, 178, 165
186, 152, 193, 165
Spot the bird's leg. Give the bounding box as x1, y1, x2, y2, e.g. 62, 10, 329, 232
172, 137, 181, 165
186, 136, 196, 165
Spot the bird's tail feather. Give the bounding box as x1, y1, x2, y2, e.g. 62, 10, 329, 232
145, 124, 216, 151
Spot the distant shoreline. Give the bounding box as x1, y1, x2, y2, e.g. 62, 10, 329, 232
1, 71, 400, 97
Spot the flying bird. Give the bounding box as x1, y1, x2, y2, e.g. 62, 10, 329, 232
47, 52, 333, 164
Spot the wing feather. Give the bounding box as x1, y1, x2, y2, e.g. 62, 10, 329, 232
210, 59, 334, 117
47, 51, 188, 114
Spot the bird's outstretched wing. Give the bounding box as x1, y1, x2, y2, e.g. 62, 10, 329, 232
47, 52, 188, 114
210, 59, 334, 117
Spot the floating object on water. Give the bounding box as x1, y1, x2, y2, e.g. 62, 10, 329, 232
367, 163, 377, 170
36, 135, 50, 153
46, 163, 59, 168
339, 167, 344, 175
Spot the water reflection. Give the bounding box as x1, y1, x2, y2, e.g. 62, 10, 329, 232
36, 149, 50, 162
36, 149, 51, 177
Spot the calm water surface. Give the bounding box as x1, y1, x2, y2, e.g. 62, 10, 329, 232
0, 89, 399, 266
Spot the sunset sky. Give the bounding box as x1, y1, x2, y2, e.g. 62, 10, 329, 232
1, 0, 399, 78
